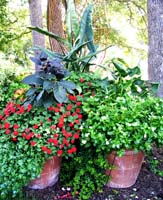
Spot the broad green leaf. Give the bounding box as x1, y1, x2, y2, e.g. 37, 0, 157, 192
28, 26, 71, 48
150, 82, 160, 94
128, 66, 141, 77
59, 80, 76, 90
85, 5, 96, 53
22, 74, 43, 86
112, 60, 127, 77
66, 0, 79, 44
43, 80, 55, 91
64, 40, 90, 60
53, 85, 68, 103
79, 4, 93, 44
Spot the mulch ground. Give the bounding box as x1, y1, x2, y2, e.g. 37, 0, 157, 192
24, 148, 163, 200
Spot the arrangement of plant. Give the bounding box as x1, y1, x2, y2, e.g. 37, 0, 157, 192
0, 49, 85, 199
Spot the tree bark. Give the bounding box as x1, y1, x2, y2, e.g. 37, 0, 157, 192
148, 0, 163, 97
28, 0, 45, 71
47, 0, 65, 53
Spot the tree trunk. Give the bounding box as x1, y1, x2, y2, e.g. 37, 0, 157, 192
28, 0, 45, 71
148, 0, 163, 97
47, 0, 65, 53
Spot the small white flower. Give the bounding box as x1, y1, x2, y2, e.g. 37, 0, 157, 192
101, 116, 107, 120
82, 140, 87, 144
85, 133, 90, 137
106, 140, 109, 145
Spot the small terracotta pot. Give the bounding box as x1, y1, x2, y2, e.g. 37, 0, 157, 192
106, 150, 144, 188
28, 156, 62, 189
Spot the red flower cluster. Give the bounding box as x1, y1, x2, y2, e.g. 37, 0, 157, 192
0, 95, 83, 157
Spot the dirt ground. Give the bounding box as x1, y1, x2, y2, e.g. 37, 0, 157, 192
24, 147, 163, 200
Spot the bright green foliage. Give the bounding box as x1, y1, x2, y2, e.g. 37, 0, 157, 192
0, 138, 45, 199
82, 94, 163, 156
60, 148, 108, 200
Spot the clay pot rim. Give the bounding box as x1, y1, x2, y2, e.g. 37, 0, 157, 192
110, 150, 144, 156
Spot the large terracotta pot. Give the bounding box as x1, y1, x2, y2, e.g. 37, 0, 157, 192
28, 156, 62, 189
106, 150, 144, 188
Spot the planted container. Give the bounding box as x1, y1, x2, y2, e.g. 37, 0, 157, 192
106, 150, 144, 188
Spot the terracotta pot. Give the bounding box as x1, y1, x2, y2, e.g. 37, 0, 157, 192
106, 150, 144, 188
28, 156, 62, 189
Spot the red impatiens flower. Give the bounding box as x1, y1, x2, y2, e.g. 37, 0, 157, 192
76, 108, 81, 113
68, 147, 77, 154
57, 149, 63, 156
4, 122, 10, 129
63, 138, 69, 146
41, 146, 52, 154
53, 107, 60, 113
48, 106, 53, 111
72, 112, 77, 116
73, 133, 79, 139
57, 103, 62, 108
68, 122, 74, 127
25, 128, 30, 133
33, 124, 39, 129
13, 130, 19, 136
68, 95, 77, 101
5, 129, 10, 134
13, 124, 19, 129
53, 139, 58, 146
22, 132, 26, 138
53, 134, 59, 138
25, 135, 31, 140
12, 138, 17, 142
50, 125, 56, 130
76, 102, 82, 106
79, 78, 85, 83
65, 111, 70, 116
78, 114, 83, 119
66, 104, 73, 111
47, 138, 53, 143
47, 149, 52, 154
30, 141, 36, 146
74, 119, 80, 124
17, 106, 25, 114
27, 104, 32, 112
41, 146, 47, 152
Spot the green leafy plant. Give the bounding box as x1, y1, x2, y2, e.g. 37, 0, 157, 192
0, 70, 28, 109
28, 1, 108, 72
82, 94, 163, 156
60, 147, 108, 200
22, 51, 77, 107
103, 58, 159, 98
